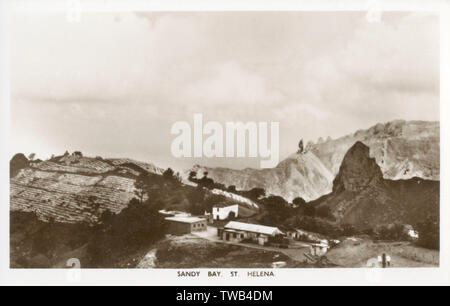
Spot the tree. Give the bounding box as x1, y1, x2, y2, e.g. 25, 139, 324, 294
261, 195, 293, 224
187, 186, 207, 215
174, 172, 182, 183
10, 153, 29, 177
416, 219, 439, 250
89, 195, 165, 266
227, 211, 237, 220
375, 223, 407, 241
188, 171, 197, 181
198, 172, 215, 189
227, 185, 237, 193
244, 187, 266, 200
28, 153, 36, 161
163, 168, 175, 180
134, 173, 148, 204
292, 197, 306, 207
298, 139, 304, 154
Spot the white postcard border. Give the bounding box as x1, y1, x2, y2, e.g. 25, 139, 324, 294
1, 0, 449, 286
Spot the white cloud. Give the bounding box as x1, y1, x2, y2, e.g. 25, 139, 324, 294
10, 11, 440, 168
183, 61, 283, 107
11, 12, 208, 103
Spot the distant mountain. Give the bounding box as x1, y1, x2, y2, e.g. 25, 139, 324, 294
310, 141, 439, 229
189, 120, 439, 201
190, 150, 334, 202
309, 120, 439, 181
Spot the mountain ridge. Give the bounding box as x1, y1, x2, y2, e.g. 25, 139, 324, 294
188, 120, 439, 201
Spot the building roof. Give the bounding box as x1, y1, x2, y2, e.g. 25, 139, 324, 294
213, 203, 239, 208
224, 221, 283, 236
165, 216, 206, 224
159, 209, 191, 217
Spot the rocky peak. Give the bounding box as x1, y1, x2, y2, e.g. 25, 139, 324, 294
333, 141, 383, 192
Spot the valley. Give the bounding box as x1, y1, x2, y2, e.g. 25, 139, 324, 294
9, 120, 440, 269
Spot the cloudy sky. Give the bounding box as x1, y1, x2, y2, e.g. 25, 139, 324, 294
10, 11, 439, 170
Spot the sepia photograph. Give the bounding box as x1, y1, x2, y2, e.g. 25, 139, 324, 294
1, 0, 449, 289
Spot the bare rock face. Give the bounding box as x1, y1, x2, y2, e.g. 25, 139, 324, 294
189, 120, 439, 202
332, 141, 383, 193
189, 151, 334, 202
311, 120, 440, 181
311, 142, 440, 229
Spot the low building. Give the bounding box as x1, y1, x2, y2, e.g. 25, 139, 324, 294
165, 216, 207, 235
310, 243, 330, 256
218, 221, 284, 246
403, 224, 419, 240
286, 228, 328, 244
212, 203, 239, 221
407, 229, 419, 239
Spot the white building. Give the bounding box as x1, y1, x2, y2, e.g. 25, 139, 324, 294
219, 221, 284, 246
408, 229, 419, 239
212, 203, 239, 221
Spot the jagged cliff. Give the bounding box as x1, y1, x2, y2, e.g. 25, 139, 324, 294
188, 120, 439, 201
310, 120, 439, 181
190, 150, 334, 202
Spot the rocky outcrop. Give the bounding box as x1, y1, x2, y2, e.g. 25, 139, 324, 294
332, 141, 383, 193
311, 142, 440, 229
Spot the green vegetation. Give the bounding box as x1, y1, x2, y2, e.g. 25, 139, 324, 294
88, 197, 165, 267
10, 211, 93, 268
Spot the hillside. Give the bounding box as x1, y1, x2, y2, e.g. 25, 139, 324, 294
9, 153, 261, 268
10, 152, 260, 225
189, 120, 439, 201
10, 153, 165, 224
310, 141, 440, 230
190, 151, 334, 202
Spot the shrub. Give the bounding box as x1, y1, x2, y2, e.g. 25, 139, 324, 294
316, 206, 335, 221
416, 219, 439, 250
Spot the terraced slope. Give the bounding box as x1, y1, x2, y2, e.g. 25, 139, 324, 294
10, 155, 162, 224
